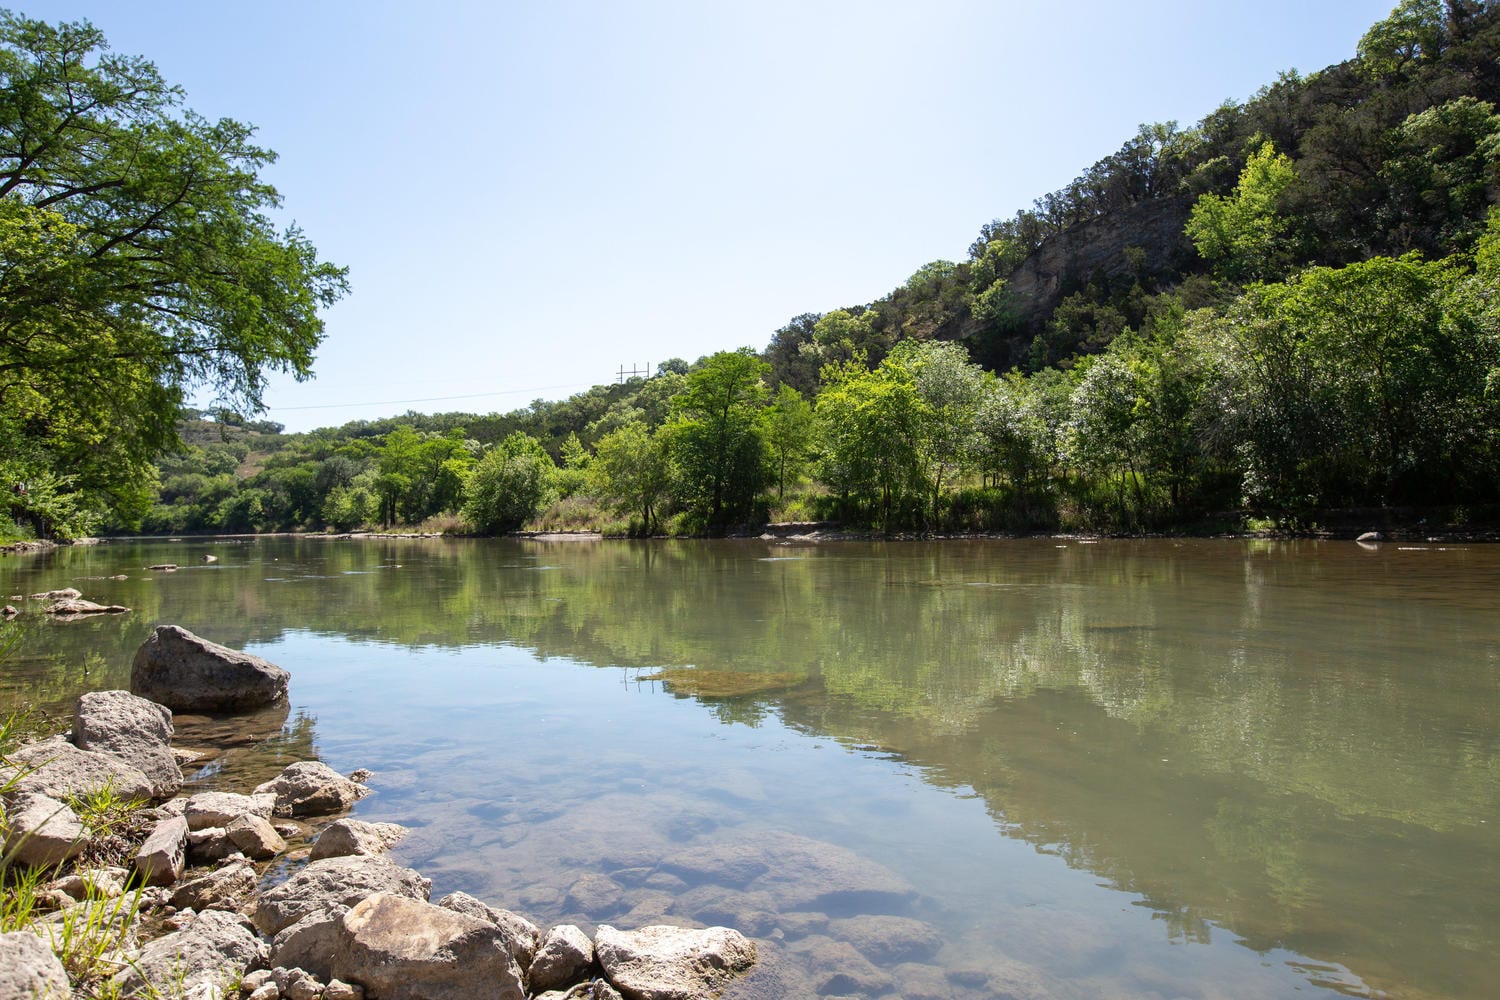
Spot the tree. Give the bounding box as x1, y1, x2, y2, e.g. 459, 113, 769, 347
591, 421, 672, 534
758, 384, 814, 499
666, 349, 771, 528
0, 13, 347, 526
1185, 141, 1302, 282
461, 432, 556, 534
814, 355, 925, 530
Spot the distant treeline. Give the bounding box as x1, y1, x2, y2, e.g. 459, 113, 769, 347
7, 1, 1500, 539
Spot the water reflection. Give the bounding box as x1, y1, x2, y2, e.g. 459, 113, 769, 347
3, 537, 1498, 998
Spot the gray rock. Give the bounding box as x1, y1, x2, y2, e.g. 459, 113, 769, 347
324, 980, 365, 1000
566, 872, 627, 919
536, 984, 624, 1000
529, 924, 595, 994
787, 935, 891, 997
1, 736, 154, 803
827, 914, 942, 965
0, 928, 71, 999
436, 891, 541, 973
29, 588, 81, 601
595, 924, 757, 1000
169, 859, 258, 912
246, 983, 279, 1000
253, 761, 369, 817
268, 905, 348, 982
50, 866, 129, 902
114, 909, 267, 997
48, 598, 130, 616
2, 791, 85, 867
331, 893, 526, 1000
135, 814, 189, 886
226, 813, 286, 859
188, 826, 237, 864
73, 689, 181, 799
733, 832, 915, 912
254, 854, 431, 935
310, 818, 407, 860
184, 790, 276, 830
274, 967, 325, 1000
131, 624, 290, 711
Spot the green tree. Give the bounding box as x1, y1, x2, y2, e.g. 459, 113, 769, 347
666, 349, 771, 528
815, 355, 925, 530
460, 432, 556, 534
591, 421, 672, 534
758, 384, 815, 499
1185, 141, 1301, 282
0, 13, 346, 527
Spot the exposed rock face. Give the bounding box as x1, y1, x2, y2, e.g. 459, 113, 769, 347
595, 924, 757, 1000
184, 790, 276, 830
114, 909, 267, 998
529, 924, 596, 994
331, 893, 526, 1000
0, 929, 72, 999
73, 689, 181, 798
254, 761, 370, 817
2, 791, 85, 867
436, 892, 541, 974
310, 818, 409, 860
254, 855, 432, 935
131, 624, 290, 711
135, 814, 189, 886
1, 736, 154, 802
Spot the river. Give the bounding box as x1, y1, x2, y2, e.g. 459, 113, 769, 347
3, 536, 1497, 998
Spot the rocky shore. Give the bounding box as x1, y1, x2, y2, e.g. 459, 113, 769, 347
1, 626, 757, 1000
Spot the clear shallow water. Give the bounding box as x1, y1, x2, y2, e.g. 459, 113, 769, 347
3, 536, 1499, 998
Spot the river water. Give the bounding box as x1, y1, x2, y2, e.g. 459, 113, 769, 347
2, 536, 1497, 998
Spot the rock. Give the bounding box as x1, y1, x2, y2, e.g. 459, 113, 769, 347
48, 597, 130, 616
246, 983, 279, 1000
787, 935, 891, 997
331, 893, 526, 1000
827, 914, 942, 965
226, 813, 286, 859
114, 909, 266, 997
131, 624, 290, 712
0, 929, 72, 999
274, 967, 325, 1000
50, 866, 129, 901
135, 814, 189, 886
310, 818, 408, 860
240, 969, 276, 994
149, 564, 179, 571
529, 924, 596, 994
253, 761, 369, 817
30, 588, 81, 600
73, 689, 181, 798
893, 961, 957, 1000
254, 854, 431, 935
537, 984, 624, 1000
185, 790, 276, 830
655, 842, 771, 889
169, 859, 258, 911
1, 735, 154, 803
729, 832, 915, 913
347, 768, 374, 784
268, 905, 348, 981
594, 924, 757, 1000
1357, 531, 1383, 542
436, 892, 541, 973
324, 980, 365, 1000
2, 791, 86, 867
188, 826, 237, 863
566, 872, 627, 918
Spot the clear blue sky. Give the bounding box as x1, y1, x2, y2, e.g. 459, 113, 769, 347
23, 1, 1395, 432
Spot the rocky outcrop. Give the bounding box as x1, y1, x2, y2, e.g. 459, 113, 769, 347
254, 761, 370, 817
331, 893, 528, 1000
254, 855, 432, 936
131, 624, 290, 711
594, 925, 757, 1000
0, 930, 72, 999
73, 690, 181, 798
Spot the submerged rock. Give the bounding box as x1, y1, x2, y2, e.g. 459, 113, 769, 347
131, 624, 290, 711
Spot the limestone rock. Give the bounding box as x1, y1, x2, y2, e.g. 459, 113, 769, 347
274, 967, 326, 1000
226, 813, 286, 859
787, 935, 891, 996
310, 818, 408, 860
115, 909, 266, 998
2, 791, 86, 867
135, 814, 189, 886
1, 736, 154, 803
331, 893, 526, 1000
254, 854, 431, 935
529, 924, 596, 994
50, 866, 129, 902
537, 984, 624, 1000
827, 914, 942, 964
169, 859, 258, 912
184, 790, 276, 831
48, 598, 130, 616
73, 689, 181, 799
0, 929, 71, 1000
131, 624, 290, 711
188, 826, 236, 864
595, 924, 756, 1000
436, 892, 541, 973
253, 761, 369, 817
324, 980, 365, 1000
268, 905, 348, 982
566, 873, 627, 919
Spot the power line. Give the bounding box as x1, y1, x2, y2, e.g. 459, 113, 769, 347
267, 382, 596, 413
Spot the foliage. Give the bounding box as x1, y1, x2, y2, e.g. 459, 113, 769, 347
590, 421, 672, 535
460, 432, 555, 534
664, 349, 771, 529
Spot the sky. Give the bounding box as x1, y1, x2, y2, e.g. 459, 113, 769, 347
21, 0, 1396, 432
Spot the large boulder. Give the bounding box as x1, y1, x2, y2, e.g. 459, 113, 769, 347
436, 892, 541, 975
73, 689, 181, 799
0, 929, 71, 999
254, 854, 431, 935
131, 625, 290, 711
268, 906, 349, 983
331, 893, 526, 1000
135, 814, 189, 886
311, 818, 408, 860
595, 925, 757, 1000
114, 909, 267, 998
2, 791, 85, 867
1, 736, 154, 803
254, 761, 369, 817
530, 924, 595, 994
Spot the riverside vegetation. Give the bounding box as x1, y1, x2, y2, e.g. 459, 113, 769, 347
4, 2, 1500, 544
